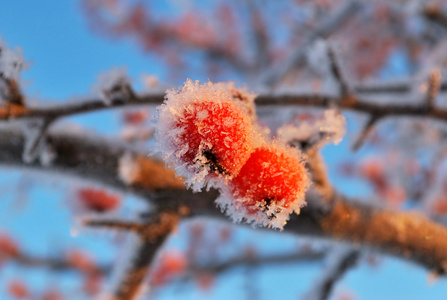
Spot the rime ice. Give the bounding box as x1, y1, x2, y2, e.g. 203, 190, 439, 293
154, 79, 255, 192
92, 67, 131, 105
0, 39, 26, 81
277, 109, 346, 149
216, 144, 309, 230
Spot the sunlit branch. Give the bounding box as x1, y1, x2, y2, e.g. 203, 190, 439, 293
110, 211, 180, 300
0, 127, 447, 274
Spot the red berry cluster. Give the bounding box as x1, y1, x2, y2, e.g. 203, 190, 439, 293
154, 80, 308, 229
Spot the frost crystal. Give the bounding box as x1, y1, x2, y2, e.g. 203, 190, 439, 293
0, 39, 26, 81
118, 152, 139, 185
216, 144, 309, 230
93, 67, 132, 105
153, 79, 255, 192
20, 118, 54, 165
277, 109, 346, 149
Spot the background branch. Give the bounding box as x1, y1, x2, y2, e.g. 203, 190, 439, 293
301, 246, 359, 300
0, 127, 447, 274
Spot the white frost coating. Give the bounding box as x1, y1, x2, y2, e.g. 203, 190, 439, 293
92, 67, 131, 105
300, 245, 356, 300
277, 109, 346, 149
306, 39, 331, 77
118, 152, 140, 185
214, 81, 257, 120
0, 39, 26, 81
153, 79, 254, 192
215, 184, 306, 230
97, 233, 146, 300
20, 118, 51, 164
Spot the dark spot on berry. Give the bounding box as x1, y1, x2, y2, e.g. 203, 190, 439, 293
202, 149, 231, 175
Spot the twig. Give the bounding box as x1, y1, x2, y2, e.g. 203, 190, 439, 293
422, 4, 447, 30
426, 69, 441, 111
254, 93, 447, 122
0, 77, 25, 106
261, 0, 361, 86
351, 115, 381, 151
247, 2, 269, 71
110, 211, 180, 300
327, 44, 350, 98
191, 249, 326, 274
306, 149, 334, 204
84, 219, 144, 235
300, 245, 359, 300
5, 252, 110, 275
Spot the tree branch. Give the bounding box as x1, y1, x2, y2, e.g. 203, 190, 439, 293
301, 246, 359, 300
2, 84, 447, 127
261, 0, 361, 86
351, 115, 381, 151
109, 211, 180, 300
1, 127, 447, 274
4, 252, 110, 275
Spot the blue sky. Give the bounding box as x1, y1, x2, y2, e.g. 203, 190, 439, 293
1, 1, 447, 299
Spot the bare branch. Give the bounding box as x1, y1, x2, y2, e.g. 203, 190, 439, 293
422, 3, 447, 30
1, 127, 447, 274
191, 249, 326, 275
326, 44, 350, 98
261, 0, 361, 86
247, 2, 269, 71
301, 246, 359, 300
3, 86, 447, 130
351, 115, 381, 151
0, 77, 24, 106
3, 252, 110, 275
110, 211, 180, 300
306, 149, 334, 204
255, 93, 447, 122
84, 218, 144, 235
425, 69, 442, 111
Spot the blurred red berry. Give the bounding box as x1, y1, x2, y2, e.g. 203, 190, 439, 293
7, 280, 29, 299
431, 196, 447, 215
151, 251, 187, 286
83, 273, 102, 296
197, 272, 214, 291
122, 110, 148, 125
0, 233, 19, 257
77, 188, 120, 213
42, 289, 64, 300
66, 250, 96, 273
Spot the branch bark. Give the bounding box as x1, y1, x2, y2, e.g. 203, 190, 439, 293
2, 85, 447, 124
1, 127, 447, 275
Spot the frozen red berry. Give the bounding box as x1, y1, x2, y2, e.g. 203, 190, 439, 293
154, 80, 255, 191
217, 144, 308, 229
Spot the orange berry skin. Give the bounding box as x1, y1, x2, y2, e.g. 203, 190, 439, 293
231, 146, 308, 214
175, 99, 253, 177
155, 80, 256, 191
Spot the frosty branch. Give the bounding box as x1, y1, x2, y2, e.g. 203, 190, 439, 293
0, 126, 447, 276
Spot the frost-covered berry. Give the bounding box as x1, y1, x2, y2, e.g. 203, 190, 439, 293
217, 144, 309, 230
154, 79, 255, 191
